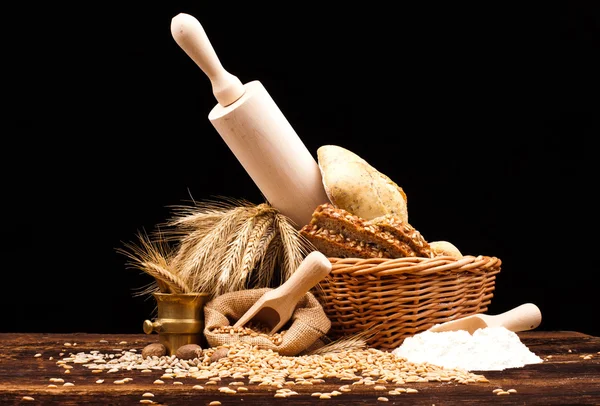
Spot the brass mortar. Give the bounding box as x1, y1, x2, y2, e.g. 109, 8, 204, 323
143, 292, 210, 355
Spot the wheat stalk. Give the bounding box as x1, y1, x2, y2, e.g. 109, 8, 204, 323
165, 197, 247, 231
172, 205, 252, 291
275, 213, 314, 281
256, 230, 283, 288
238, 213, 274, 281
214, 214, 255, 296
117, 230, 190, 294
160, 197, 256, 245
130, 280, 162, 298
304, 329, 376, 355
140, 261, 191, 294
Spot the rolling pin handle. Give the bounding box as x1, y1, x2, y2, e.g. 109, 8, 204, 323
170, 13, 245, 107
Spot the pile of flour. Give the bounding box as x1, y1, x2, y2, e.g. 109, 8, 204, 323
392, 326, 543, 371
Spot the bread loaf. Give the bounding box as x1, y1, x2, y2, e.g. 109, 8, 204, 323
429, 241, 463, 259
317, 145, 409, 223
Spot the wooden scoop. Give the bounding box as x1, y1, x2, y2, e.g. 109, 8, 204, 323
428, 303, 542, 334
233, 251, 332, 334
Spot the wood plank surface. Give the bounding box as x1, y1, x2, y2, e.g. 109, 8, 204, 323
0, 331, 598, 405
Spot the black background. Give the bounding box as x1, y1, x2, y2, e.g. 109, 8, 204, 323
5, 3, 599, 337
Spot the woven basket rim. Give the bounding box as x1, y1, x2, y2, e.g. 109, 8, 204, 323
326, 254, 501, 277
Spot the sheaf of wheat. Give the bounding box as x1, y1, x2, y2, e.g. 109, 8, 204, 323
118, 196, 317, 300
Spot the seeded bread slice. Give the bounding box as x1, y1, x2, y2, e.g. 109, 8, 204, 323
310, 203, 415, 258
300, 224, 391, 259
365, 214, 432, 258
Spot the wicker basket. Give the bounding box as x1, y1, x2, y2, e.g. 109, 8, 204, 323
316, 254, 501, 351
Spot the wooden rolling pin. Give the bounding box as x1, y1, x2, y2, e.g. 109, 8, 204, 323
171, 13, 329, 227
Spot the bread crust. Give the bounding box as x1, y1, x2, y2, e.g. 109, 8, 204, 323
429, 240, 463, 259
317, 145, 408, 223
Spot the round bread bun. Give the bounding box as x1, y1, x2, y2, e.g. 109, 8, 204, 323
429, 240, 463, 259
317, 145, 408, 223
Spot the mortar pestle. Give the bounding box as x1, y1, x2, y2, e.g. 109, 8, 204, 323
143, 292, 210, 355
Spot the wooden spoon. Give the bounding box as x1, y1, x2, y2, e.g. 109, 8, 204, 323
427, 303, 542, 334
233, 251, 332, 334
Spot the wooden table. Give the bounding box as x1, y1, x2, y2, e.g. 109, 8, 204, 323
0, 331, 598, 405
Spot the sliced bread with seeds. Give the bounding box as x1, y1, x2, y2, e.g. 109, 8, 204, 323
365, 214, 432, 258
308, 203, 415, 258
299, 223, 390, 259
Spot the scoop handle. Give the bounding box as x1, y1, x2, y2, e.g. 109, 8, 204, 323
170, 12, 245, 106
265, 251, 331, 334
277, 251, 332, 306
490, 303, 542, 332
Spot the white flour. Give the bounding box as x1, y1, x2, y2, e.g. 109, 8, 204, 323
392, 326, 543, 371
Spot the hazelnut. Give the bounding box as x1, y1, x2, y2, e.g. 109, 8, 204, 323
176, 344, 203, 360
142, 343, 166, 359
210, 347, 229, 363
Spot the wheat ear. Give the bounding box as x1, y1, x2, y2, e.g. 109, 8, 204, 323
255, 229, 283, 288
164, 208, 226, 233
141, 261, 191, 294
160, 197, 252, 241
238, 212, 275, 282
214, 214, 255, 296
172, 205, 251, 291
117, 230, 186, 294
275, 213, 313, 281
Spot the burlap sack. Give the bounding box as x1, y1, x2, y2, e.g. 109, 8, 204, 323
204, 288, 331, 356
